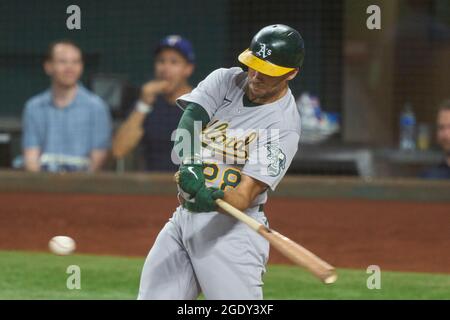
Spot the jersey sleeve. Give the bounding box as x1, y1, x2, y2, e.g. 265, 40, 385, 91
241, 129, 300, 191
176, 68, 232, 119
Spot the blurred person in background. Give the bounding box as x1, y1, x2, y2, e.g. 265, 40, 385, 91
22, 40, 112, 173
112, 35, 195, 172
421, 100, 450, 179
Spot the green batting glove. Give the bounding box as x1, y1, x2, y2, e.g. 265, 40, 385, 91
184, 187, 224, 213
178, 161, 205, 200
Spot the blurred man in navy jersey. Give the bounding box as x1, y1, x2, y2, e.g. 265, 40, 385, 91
112, 35, 195, 172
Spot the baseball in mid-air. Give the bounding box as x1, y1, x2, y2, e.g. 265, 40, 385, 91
48, 236, 76, 255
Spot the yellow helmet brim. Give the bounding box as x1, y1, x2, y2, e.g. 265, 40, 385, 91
238, 49, 295, 77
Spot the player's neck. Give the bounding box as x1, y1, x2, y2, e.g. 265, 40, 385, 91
51, 82, 78, 108
247, 85, 288, 105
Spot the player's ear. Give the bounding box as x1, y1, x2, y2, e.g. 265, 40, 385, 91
286, 68, 299, 81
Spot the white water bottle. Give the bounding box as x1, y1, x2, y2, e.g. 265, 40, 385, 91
399, 103, 416, 151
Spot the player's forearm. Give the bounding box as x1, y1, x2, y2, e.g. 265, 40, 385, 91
219, 175, 267, 213
221, 189, 253, 212
112, 110, 146, 158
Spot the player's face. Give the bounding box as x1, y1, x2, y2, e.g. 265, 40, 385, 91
247, 68, 295, 103
44, 44, 83, 88
437, 110, 450, 153
154, 49, 194, 94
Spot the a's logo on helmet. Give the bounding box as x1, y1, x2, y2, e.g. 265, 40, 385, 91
256, 43, 272, 59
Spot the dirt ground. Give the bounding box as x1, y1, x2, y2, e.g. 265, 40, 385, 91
0, 192, 449, 273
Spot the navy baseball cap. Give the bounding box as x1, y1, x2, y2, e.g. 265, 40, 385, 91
155, 35, 195, 63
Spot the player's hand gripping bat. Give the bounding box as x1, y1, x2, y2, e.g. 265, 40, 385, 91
174, 172, 337, 284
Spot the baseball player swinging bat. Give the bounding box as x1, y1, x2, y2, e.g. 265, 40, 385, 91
138, 24, 335, 300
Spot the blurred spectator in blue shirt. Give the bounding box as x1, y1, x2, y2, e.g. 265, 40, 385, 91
22, 40, 112, 173
112, 35, 194, 172
421, 100, 450, 179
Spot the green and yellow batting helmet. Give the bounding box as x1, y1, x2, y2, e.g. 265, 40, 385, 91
238, 24, 305, 77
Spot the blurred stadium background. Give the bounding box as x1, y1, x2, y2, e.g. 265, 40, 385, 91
0, 0, 449, 299
1, 0, 449, 176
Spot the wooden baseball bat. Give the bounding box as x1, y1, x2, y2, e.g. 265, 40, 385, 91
215, 199, 337, 284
